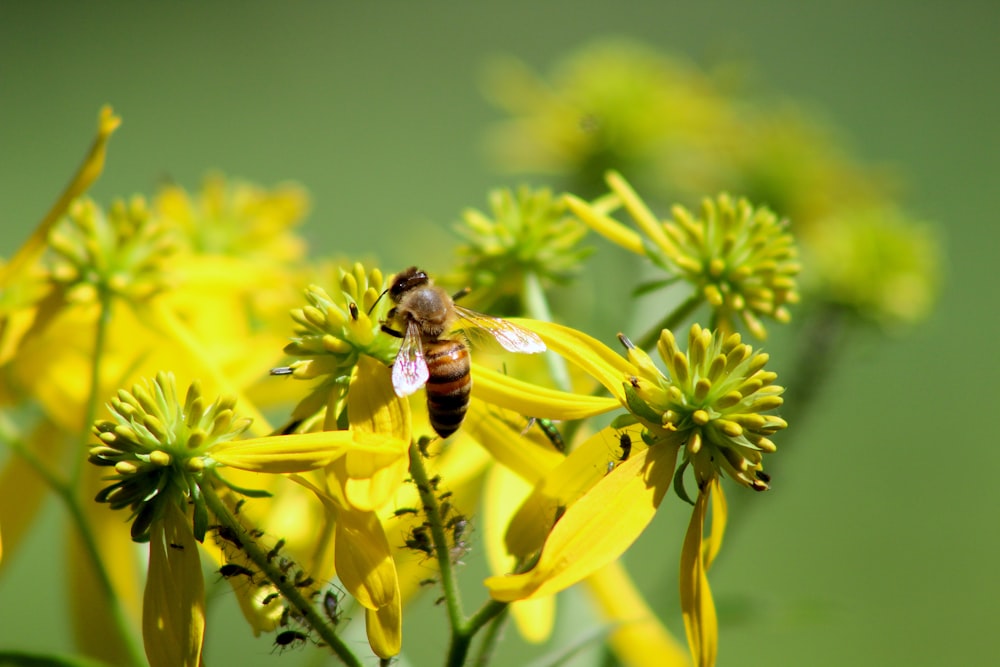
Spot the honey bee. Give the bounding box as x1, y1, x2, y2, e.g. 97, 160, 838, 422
381, 266, 545, 438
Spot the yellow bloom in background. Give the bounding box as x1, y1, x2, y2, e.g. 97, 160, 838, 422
568, 172, 801, 340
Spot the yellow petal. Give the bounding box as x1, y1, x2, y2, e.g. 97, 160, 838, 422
483, 464, 555, 643
605, 170, 679, 259
341, 356, 412, 509
348, 355, 412, 441
210, 430, 359, 472
679, 484, 719, 667
585, 561, 690, 667
507, 318, 634, 403
365, 589, 402, 659
143, 502, 205, 667
473, 364, 618, 420
0, 420, 62, 575
486, 442, 677, 601
564, 192, 645, 256
136, 298, 274, 436
465, 401, 564, 485
334, 508, 399, 612
0, 106, 121, 290
504, 425, 646, 559
69, 462, 144, 665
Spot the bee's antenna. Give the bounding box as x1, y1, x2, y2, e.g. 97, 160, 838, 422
368, 288, 389, 316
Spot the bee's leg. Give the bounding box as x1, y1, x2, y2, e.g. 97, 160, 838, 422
451, 286, 471, 302
381, 324, 404, 339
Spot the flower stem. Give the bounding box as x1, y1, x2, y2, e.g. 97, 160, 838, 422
72, 287, 113, 488
407, 442, 511, 667
469, 602, 509, 667
408, 442, 465, 629
634, 292, 703, 351
0, 415, 146, 667
200, 483, 363, 667
522, 270, 572, 392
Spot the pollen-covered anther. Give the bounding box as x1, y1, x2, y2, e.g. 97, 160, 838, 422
185, 457, 206, 473
692, 409, 710, 426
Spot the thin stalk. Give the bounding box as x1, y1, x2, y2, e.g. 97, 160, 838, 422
522, 270, 572, 393
72, 288, 113, 488
471, 603, 509, 667
408, 442, 465, 630
633, 292, 703, 351
1, 419, 146, 667
201, 484, 363, 667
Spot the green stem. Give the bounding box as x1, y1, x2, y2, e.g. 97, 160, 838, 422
407, 442, 511, 667
633, 292, 703, 351
408, 442, 465, 630
522, 270, 572, 393
200, 484, 363, 667
470, 602, 509, 667
0, 416, 146, 667
72, 287, 113, 488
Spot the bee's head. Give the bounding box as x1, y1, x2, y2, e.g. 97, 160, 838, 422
389, 266, 429, 302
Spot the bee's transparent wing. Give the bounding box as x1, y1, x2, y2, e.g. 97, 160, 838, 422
392, 321, 430, 396
455, 306, 546, 354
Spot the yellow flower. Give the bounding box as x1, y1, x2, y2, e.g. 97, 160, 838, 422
484, 322, 785, 667
449, 186, 591, 312
567, 172, 800, 340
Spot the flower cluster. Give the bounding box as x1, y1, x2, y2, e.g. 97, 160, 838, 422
622, 324, 786, 492
451, 186, 591, 311
89, 372, 249, 541
1, 35, 943, 667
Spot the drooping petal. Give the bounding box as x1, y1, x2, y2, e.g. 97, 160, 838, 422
465, 401, 564, 486
0, 420, 63, 576
679, 484, 719, 667
585, 561, 690, 667
69, 463, 143, 665
365, 588, 403, 659
486, 442, 677, 602
342, 355, 412, 510
333, 507, 399, 613
0, 106, 121, 289
503, 425, 645, 559
143, 502, 205, 667
483, 462, 555, 644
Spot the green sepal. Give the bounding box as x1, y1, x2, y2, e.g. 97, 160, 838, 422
623, 382, 662, 424
215, 472, 274, 499
673, 458, 696, 506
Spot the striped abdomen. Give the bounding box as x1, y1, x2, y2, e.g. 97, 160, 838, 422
424, 338, 471, 438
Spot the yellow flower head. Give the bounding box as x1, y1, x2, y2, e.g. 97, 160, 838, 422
46, 195, 176, 303
569, 172, 801, 339
155, 172, 309, 262
90, 372, 252, 541
622, 324, 785, 492
451, 186, 591, 311
278, 264, 398, 423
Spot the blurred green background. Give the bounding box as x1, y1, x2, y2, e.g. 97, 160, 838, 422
1, 2, 997, 666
